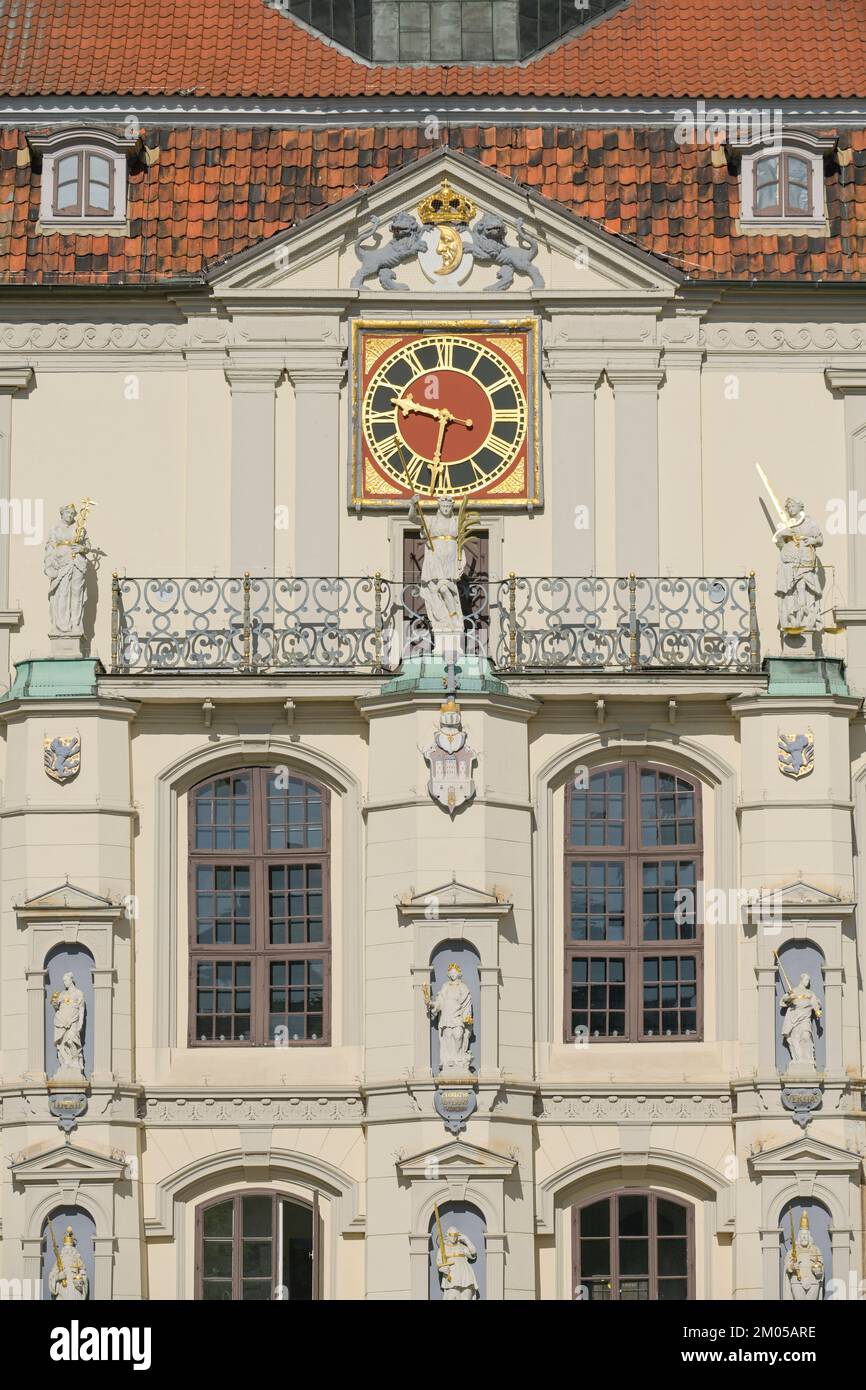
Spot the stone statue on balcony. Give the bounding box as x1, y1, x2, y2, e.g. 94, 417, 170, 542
50, 972, 87, 1082
44, 500, 96, 654
773, 495, 824, 635
408, 493, 467, 658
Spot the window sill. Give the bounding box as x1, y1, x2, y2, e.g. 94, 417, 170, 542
36, 218, 130, 237
736, 217, 830, 236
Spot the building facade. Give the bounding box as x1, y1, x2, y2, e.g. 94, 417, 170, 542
0, 0, 865, 1301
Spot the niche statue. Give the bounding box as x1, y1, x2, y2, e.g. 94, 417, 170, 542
436, 1224, 479, 1301
777, 958, 822, 1071
48, 1225, 89, 1301
50, 972, 86, 1082
423, 962, 474, 1075
785, 1211, 824, 1301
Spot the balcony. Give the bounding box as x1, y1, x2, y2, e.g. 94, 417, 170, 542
110, 574, 760, 676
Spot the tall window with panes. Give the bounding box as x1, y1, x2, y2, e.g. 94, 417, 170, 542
565, 763, 702, 1042
188, 769, 330, 1046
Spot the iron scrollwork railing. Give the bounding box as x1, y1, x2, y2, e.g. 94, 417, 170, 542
495, 574, 760, 673
110, 573, 760, 675
111, 575, 394, 674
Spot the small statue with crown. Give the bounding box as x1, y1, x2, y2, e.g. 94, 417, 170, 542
784, 1210, 824, 1300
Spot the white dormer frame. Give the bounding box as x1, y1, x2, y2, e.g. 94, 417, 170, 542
729, 130, 836, 233
29, 127, 137, 232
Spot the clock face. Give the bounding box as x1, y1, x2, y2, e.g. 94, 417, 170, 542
352, 322, 539, 508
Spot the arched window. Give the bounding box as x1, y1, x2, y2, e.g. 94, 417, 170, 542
196, 1191, 319, 1301
573, 1191, 694, 1301
753, 152, 812, 218
565, 762, 702, 1041
188, 768, 330, 1046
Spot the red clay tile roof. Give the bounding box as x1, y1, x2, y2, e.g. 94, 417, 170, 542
1, 125, 863, 286
1, 0, 865, 100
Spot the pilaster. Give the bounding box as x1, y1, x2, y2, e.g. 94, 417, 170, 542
225, 363, 284, 576
606, 360, 665, 575
287, 353, 346, 577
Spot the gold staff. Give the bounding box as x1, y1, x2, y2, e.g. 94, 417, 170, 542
47, 1218, 66, 1290
433, 1204, 453, 1285
74, 496, 96, 546
789, 1208, 801, 1282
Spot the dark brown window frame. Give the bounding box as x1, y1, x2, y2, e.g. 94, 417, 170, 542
752, 151, 814, 219
52, 149, 116, 218
194, 1188, 320, 1301
564, 761, 703, 1043
188, 766, 331, 1048
572, 1190, 695, 1302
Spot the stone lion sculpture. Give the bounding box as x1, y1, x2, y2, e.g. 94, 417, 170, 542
468, 212, 544, 291
351, 211, 428, 290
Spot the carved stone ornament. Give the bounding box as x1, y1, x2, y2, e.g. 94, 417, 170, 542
778, 730, 814, 779
424, 699, 477, 815
434, 1082, 477, 1135
43, 733, 82, 783
781, 1086, 823, 1130
48, 1091, 89, 1134
352, 178, 544, 294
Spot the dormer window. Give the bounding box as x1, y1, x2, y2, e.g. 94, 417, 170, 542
730, 131, 836, 233
29, 127, 138, 231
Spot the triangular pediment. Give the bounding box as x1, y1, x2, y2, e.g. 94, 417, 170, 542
209, 147, 683, 299
9, 1142, 126, 1185
774, 881, 854, 906
398, 876, 511, 915
15, 881, 120, 913
397, 1138, 516, 1181
749, 1135, 862, 1177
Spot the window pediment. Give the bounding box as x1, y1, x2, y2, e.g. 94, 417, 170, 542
28, 126, 138, 232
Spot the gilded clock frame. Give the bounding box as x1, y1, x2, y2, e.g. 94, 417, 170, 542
350, 318, 541, 510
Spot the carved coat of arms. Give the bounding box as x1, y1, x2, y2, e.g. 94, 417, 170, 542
43, 734, 81, 783
778, 730, 814, 779
352, 176, 544, 294
424, 699, 476, 815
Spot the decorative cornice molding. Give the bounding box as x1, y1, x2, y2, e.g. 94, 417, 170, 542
537, 1088, 733, 1122
139, 1091, 365, 1125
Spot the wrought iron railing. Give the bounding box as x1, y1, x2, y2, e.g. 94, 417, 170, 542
110, 573, 759, 675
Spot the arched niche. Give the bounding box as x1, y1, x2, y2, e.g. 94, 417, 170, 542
41, 1205, 95, 1302
428, 1201, 486, 1301
429, 939, 480, 1074
778, 1198, 831, 1300
44, 943, 95, 1079
775, 940, 825, 1072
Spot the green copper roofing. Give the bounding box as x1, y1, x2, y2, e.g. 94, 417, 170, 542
763, 657, 848, 698
1, 659, 103, 702
381, 655, 507, 697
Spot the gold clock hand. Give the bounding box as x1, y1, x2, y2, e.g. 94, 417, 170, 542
441, 407, 474, 430
391, 393, 444, 422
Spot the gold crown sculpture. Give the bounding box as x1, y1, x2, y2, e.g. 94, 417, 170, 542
417, 177, 477, 226
799, 1212, 810, 1230
440, 698, 460, 715
63, 1227, 76, 1245
447, 963, 462, 974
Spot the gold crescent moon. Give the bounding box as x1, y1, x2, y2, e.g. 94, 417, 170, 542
435, 225, 464, 277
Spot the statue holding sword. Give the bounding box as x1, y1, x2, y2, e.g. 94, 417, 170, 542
756, 465, 824, 635
433, 1206, 479, 1300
